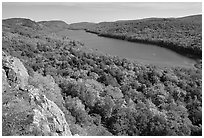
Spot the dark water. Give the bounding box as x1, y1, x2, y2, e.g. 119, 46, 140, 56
58, 30, 196, 67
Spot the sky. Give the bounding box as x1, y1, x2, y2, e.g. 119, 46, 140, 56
2, 2, 202, 24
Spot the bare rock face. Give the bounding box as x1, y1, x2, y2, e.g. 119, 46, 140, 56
2, 69, 9, 92
27, 86, 72, 136
2, 51, 29, 90
2, 52, 73, 136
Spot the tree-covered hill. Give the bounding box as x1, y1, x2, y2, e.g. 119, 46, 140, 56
71, 14, 202, 59
177, 14, 202, 24
2, 18, 202, 136
69, 22, 96, 30
38, 20, 70, 31
3, 18, 41, 30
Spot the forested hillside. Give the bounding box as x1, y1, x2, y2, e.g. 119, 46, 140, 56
2, 18, 202, 136
70, 15, 202, 59
69, 22, 96, 30
38, 20, 70, 31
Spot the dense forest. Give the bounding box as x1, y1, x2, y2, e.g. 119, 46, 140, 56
2, 18, 202, 136
70, 15, 202, 59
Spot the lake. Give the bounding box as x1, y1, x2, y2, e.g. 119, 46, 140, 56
57, 30, 196, 67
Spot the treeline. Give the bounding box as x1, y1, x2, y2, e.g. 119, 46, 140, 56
81, 15, 202, 59
2, 18, 202, 136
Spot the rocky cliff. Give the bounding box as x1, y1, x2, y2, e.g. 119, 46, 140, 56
2, 51, 74, 136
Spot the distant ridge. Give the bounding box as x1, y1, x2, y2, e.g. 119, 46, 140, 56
69, 14, 201, 25
2, 18, 40, 29
2, 18, 70, 31
176, 14, 202, 23
69, 22, 96, 30
38, 20, 69, 30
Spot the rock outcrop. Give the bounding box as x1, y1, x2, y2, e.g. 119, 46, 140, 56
2, 51, 29, 90
2, 51, 73, 136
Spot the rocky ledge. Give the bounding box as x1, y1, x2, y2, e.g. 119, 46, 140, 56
2, 51, 74, 136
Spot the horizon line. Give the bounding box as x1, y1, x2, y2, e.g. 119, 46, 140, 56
2, 13, 202, 24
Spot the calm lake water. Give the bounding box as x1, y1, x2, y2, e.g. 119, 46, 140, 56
58, 30, 196, 67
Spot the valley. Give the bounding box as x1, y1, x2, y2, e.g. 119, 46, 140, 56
2, 15, 202, 136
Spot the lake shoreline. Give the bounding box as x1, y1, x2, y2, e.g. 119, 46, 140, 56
82, 29, 201, 69
84, 29, 201, 61
66, 29, 200, 69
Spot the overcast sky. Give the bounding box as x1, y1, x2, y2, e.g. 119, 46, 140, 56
2, 2, 202, 24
